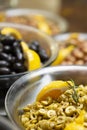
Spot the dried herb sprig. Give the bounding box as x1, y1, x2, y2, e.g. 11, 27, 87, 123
66, 80, 79, 104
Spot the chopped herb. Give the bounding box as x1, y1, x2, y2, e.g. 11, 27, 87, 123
66, 80, 79, 104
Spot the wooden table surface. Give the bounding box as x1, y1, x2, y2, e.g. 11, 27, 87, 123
60, 0, 87, 32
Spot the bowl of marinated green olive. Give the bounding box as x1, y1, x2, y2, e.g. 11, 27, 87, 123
5, 66, 87, 130
0, 22, 58, 115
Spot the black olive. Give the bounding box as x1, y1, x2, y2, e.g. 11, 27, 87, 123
3, 45, 11, 53
0, 67, 11, 75
13, 62, 27, 73
29, 44, 38, 52
9, 56, 16, 63
29, 41, 40, 52
1, 35, 15, 45
38, 49, 49, 63
12, 41, 19, 47
0, 42, 3, 52
11, 71, 16, 75
0, 52, 9, 61
31, 41, 39, 47
0, 60, 10, 67
13, 47, 23, 61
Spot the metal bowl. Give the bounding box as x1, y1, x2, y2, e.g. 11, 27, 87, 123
5, 66, 87, 129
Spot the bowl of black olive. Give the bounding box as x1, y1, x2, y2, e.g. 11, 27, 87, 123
0, 22, 58, 115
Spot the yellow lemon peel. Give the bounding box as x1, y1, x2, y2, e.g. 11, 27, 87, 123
21, 41, 41, 71
69, 33, 79, 39
34, 15, 52, 35
52, 45, 74, 66
37, 22, 52, 35
64, 110, 86, 130
1, 27, 22, 39
36, 80, 73, 101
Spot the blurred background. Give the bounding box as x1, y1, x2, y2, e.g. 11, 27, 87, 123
0, 0, 87, 33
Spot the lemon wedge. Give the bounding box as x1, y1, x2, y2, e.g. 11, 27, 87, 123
64, 122, 84, 130
37, 22, 52, 35
34, 15, 52, 35
21, 41, 41, 71
36, 80, 73, 101
1, 27, 22, 39
52, 45, 74, 66
69, 33, 79, 39
64, 110, 85, 130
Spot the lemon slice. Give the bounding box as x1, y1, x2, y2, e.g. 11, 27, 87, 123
64, 110, 85, 130
64, 122, 84, 130
36, 80, 73, 101
21, 41, 41, 71
52, 45, 74, 66
34, 15, 52, 35
37, 22, 52, 35
1, 27, 22, 39
69, 33, 79, 39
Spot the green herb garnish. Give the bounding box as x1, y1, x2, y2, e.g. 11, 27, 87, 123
66, 80, 79, 104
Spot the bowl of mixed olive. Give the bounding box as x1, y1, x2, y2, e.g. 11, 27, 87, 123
0, 22, 58, 115
0, 8, 68, 36
53, 33, 87, 66
5, 66, 87, 130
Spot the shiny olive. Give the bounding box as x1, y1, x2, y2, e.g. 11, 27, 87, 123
0, 60, 10, 67
0, 67, 10, 75
0, 42, 3, 52
29, 44, 38, 52
10, 56, 16, 63
3, 45, 11, 53
11, 71, 16, 75
1, 35, 15, 45
13, 62, 27, 73
39, 49, 49, 63
13, 47, 23, 61
0, 52, 9, 61
12, 41, 19, 47
32, 41, 40, 48
29, 41, 40, 52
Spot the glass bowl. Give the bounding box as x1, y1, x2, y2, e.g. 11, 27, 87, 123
0, 22, 58, 115
5, 66, 87, 129
1, 8, 68, 36
54, 33, 87, 65
0, 116, 18, 130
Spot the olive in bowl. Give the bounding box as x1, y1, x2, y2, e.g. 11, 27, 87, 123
0, 22, 58, 115
5, 66, 87, 130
